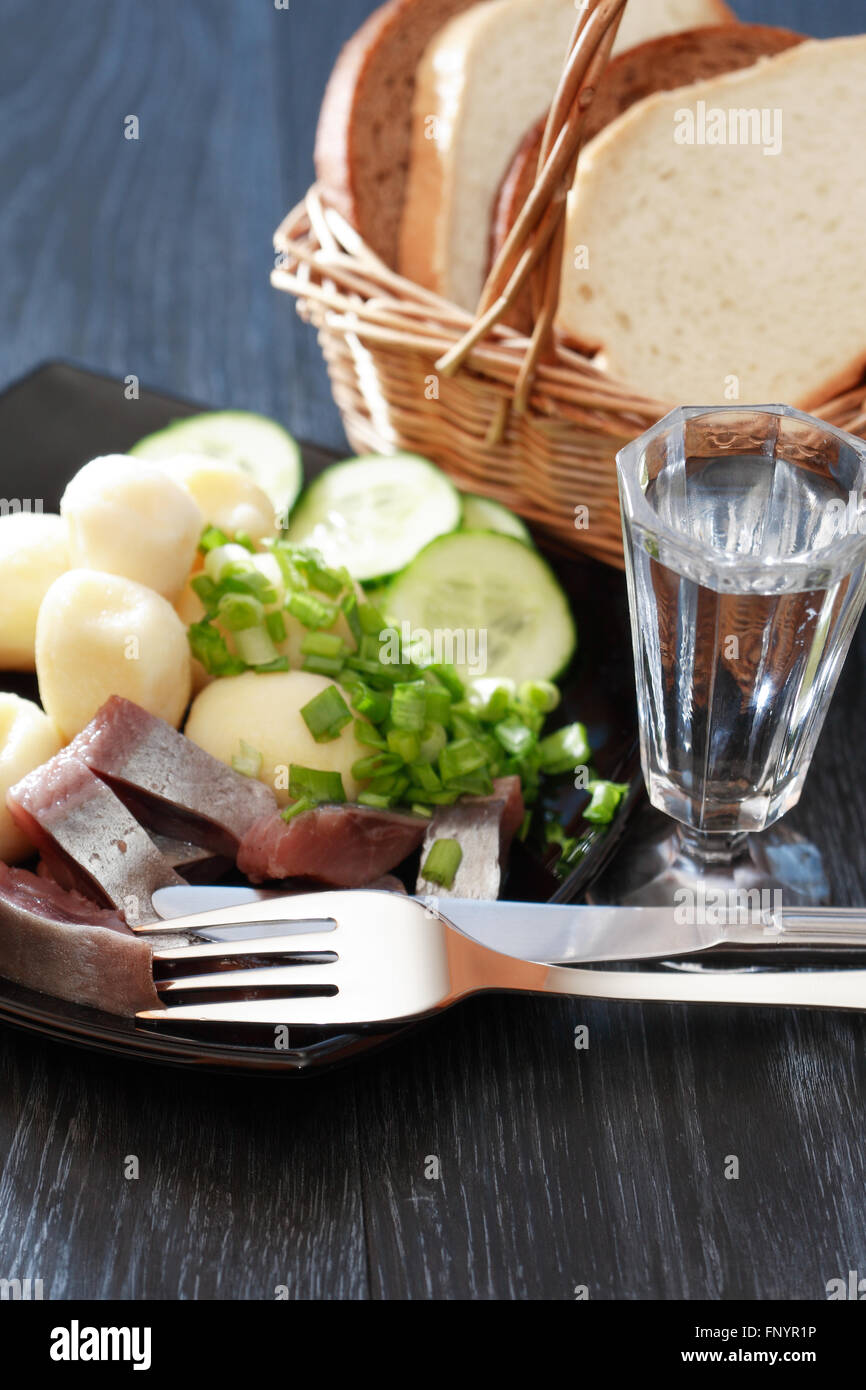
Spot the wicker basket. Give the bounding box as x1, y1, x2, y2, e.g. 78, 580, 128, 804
272, 0, 866, 569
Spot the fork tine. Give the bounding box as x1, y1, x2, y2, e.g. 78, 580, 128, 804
137, 995, 349, 1026
155, 962, 339, 995
151, 934, 339, 965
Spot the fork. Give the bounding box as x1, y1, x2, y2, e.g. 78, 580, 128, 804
134, 890, 866, 1027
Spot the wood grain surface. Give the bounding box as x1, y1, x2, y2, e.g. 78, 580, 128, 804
0, 0, 865, 1301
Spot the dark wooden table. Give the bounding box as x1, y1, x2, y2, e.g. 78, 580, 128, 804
0, 0, 864, 1302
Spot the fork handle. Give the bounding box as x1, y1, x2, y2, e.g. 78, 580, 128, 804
525, 964, 866, 1012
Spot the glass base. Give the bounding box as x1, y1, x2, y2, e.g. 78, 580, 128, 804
588, 808, 830, 909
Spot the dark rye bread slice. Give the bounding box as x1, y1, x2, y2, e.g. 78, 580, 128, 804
315, 0, 489, 268
490, 23, 805, 334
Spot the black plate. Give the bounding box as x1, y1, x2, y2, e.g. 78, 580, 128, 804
0, 362, 640, 1072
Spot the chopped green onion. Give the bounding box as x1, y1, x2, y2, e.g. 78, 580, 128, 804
353, 718, 388, 750
255, 655, 290, 673
409, 761, 441, 792
426, 663, 464, 698
351, 753, 403, 781
537, 722, 591, 775
418, 722, 448, 764
301, 631, 346, 659
235, 626, 279, 667
341, 592, 362, 645
438, 738, 489, 784
288, 766, 346, 803
583, 780, 629, 825
349, 681, 390, 724
446, 771, 494, 796
187, 621, 246, 677
390, 681, 427, 732
265, 610, 287, 645
358, 602, 386, 636
302, 654, 345, 677
358, 791, 394, 809
217, 593, 265, 631
411, 804, 434, 819
198, 525, 230, 554
386, 729, 421, 763
231, 740, 263, 779
409, 789, 461, 806
286, 590, 338, 630
190, 574, 221, 612
479, 685, 512, 723
301, 685, 352, 743
222, 570, 277, 603
493, 717, 536, 758
205, 543, 255, 584
280, 795, 316, 824
518, 679, 561, 714
233, 530, 256, 553
421, 838, 463, 889
423, 684, 452, 724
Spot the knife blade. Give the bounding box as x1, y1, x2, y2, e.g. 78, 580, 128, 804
149, 883, 778, 962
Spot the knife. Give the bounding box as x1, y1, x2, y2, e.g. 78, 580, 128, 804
149, 884, 866, 964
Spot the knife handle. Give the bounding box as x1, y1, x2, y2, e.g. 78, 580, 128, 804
535, 964, 866, 1013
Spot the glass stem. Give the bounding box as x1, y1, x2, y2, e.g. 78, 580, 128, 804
676, 824, 748, 869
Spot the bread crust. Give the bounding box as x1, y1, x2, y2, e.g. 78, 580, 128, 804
315, 0, 484, 267
492, 22, 804, 333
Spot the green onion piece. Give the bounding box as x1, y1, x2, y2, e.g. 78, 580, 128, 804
235, 626, 279, 667
190, 574, 221, 613
302, 654, 345, 677
280, 796, 316, 824
409, 789, 461, 806
231, 740, 263, 779
358, 602, 386, 636
307, 562, 344, 597
423, 684, 452, 724
349, 681, 390, 724
493, 717, 536, 758
255, 656, 290, 673
537, 722, 591, 775
518, 679, 561, 714
417, 722, 448, 764
271, 543, 307, 591
409, 761, 441, 792
217, 593, 265, 632
222, 570, 277, 604
233, 530, 256, 553
386, 729, 421, 764
341, 592, 362, 645
286, 590, 338, 630
438, 738, 489, 784
390, 681, 427, 732
265, 610, 287, 645
288, 766, 346, 803
446, 771, 494, 797
300, 685, 352, 743
301, 631, 346, 659
426, 663, 464, 699
358, 633, 382, 662
480, 685, 512, 724
421, 839, 463, 890
204, 542, 255, 584
583, 780, 629, 825
198, 525, 230, 554
351, 753, 403, 781
187, 621, 246, 677
353, 718, 388, 750
358, 791, 393, 810
411, 804, 434, 819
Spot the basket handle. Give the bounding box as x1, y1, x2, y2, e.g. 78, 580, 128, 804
436, 0, 627, 416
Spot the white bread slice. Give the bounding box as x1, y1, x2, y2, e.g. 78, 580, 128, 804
557, 36, 866, 408
399, 0, 735, 311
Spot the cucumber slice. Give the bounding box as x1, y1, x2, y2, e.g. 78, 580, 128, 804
385, 531, 576, 684
130, 411, 303, 523
460, 493, 532, 544
286, 454, 461, 583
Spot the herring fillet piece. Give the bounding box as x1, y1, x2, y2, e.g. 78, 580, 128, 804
7, 749, 184, 925
70, 695, 278, 856
416, 776, 525, 899
237, 804, 427, 886
0, 864, 163, 1015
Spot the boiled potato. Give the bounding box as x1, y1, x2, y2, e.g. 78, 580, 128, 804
0, 512, 69, 670
61, 455, 202, 601
155, 454, 276, 543
184, 670, 368, 805
36, 570, 191, 738
0, 694, 63, 861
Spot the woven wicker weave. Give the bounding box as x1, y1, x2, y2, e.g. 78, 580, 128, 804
272, 0, 866, 569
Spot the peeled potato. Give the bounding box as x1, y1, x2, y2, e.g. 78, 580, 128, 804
0, 512, 69, 670
36, 569, 191, 739
61, 455, 202, 601
185, 670, 367, 805
155, 454, 277, 543
0, 694, 63, 861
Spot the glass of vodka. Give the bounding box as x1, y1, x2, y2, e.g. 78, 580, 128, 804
615, 405, 866, 906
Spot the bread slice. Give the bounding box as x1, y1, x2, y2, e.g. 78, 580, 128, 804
398, 0, 735, 312
315, 0, 487, 268
491, 23, 803, 332
556, 36, 866, 408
